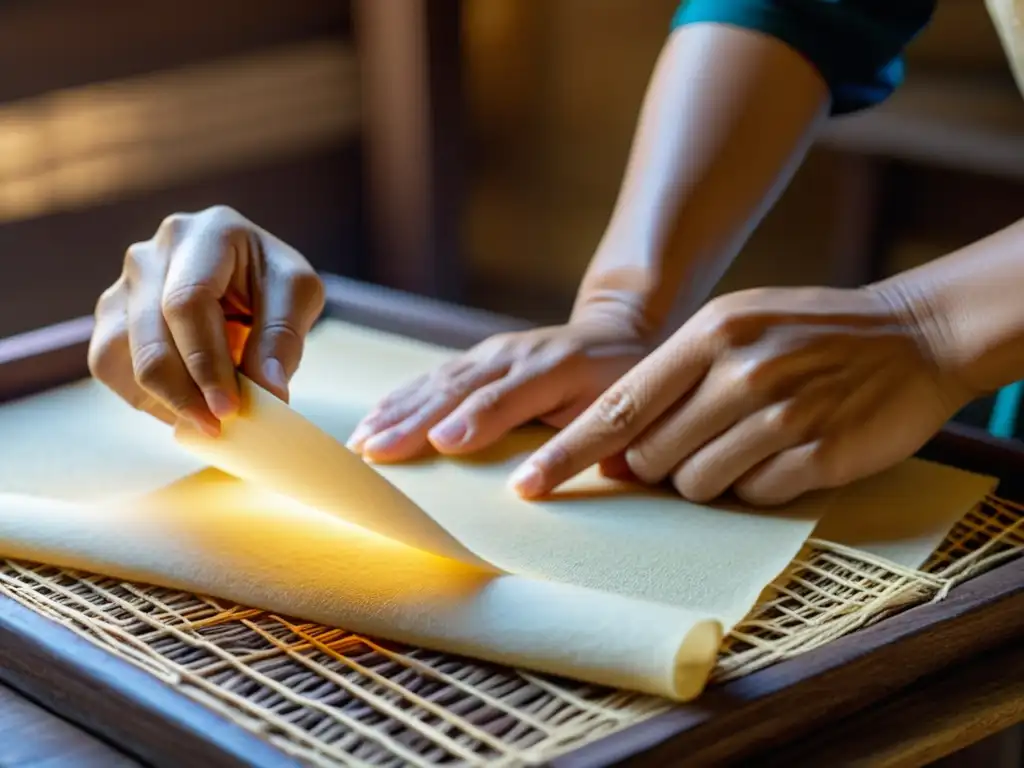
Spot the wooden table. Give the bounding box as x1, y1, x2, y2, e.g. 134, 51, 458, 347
0, 275, 1022, 767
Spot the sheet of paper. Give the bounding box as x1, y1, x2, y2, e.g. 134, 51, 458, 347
0, 472, 722, 701
179, 321, 827, 621
0, 319, 998, 699
987, 0, 1024, 96
812, 458, 997, 569
0, 378, 205, 501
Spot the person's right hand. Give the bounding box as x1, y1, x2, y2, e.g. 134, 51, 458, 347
88, 206, 325, 435
347, 317, 651, 464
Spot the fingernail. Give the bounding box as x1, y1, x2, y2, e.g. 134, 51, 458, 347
363, 430, 400, 456
205, 389, 237, 420
429, 419, 467, 448
263, 358, 288, 394
346, 425, 371, 451
509, 461, 544, 498
184, 407, 221, 438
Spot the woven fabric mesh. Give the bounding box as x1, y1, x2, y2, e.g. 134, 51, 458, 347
0, 496, 1020, 767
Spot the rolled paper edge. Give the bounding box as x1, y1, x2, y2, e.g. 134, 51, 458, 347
0, 491, 723, 701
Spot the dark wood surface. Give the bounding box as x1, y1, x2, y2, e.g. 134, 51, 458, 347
0, 276, 1022, 767
759, 641, 1024, 767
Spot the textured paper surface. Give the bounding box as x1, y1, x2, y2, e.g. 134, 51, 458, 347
0, 319, 998, 698
181, 322, 827, 618
0, 472, 721, 700
811, 458, 998, 568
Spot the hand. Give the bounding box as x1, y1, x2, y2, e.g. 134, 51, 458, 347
347, 319, 651, 462
88, 206, 325, 435
508, 285, 974, 505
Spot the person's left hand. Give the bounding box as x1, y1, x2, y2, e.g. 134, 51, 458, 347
508, 285, 974, 506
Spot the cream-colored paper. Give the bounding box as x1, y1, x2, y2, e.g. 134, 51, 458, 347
0, 319, 997, 699
179, 375, 826, 612
0, 472, 722, 700
811, 458, 997, 567
176, 378, 494, 570
987, 0, 1024, 96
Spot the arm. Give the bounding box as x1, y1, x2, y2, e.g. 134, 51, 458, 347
570, 23, 828, 337
572, 0, 937, 339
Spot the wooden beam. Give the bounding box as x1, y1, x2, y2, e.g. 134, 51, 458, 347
353, 0, 465, 301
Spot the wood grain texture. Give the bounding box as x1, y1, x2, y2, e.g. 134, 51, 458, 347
757, 642, 1024, 767
0, 276, 1022, 765
0, 684, 141, 767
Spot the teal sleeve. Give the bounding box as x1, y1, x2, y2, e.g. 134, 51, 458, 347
671, 0, 936, 115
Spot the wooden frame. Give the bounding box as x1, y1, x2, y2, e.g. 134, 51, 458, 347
0, 275, 1022, 766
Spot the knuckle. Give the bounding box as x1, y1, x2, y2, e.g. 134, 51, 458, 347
465, 386, 503, 416
157, 212, 190, 241
132, 340, 175, 391
95, 278, 126, 316
475, 333, 511, 359
202, 204, 241, 224
594, 386, 639, 431
260, 319, 304, 347
122, 242, 150, 283
182, 347, 222, 385
161, 282, 215, 320
761, 401, 801, 434
725, 358, 772, 396
701, 302, 753, 349
87, 332, 118, 383
430, 373, 471, 403
285, 268, 326, 315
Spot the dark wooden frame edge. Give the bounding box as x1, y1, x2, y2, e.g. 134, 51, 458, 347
0, 274, 1022, 766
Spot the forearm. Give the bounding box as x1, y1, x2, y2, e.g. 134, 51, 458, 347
875, 217, 1024, 396
571, 22, 829, 338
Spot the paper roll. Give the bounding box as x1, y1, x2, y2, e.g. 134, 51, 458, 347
0, 472, 722, 700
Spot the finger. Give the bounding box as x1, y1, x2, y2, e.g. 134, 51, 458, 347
733, 441, 829, 506
89, 291, 178, 426
626, 344, 842, 484
623, 376, 732, 486
734, 366, 904, 505
241, 244, 325, 402
162, 234, 241, 419
347, 384, 432, 452
348, 361, 477, 450
362, 365, 507, 461
125, 243, 219, 435
670, 396, 824, 503
509, 343, 710, 498
427, 364, 571, 455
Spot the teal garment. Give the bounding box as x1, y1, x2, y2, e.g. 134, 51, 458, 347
671, 0, 936, 114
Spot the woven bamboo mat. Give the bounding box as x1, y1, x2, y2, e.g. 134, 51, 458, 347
1, 496, 1021, 767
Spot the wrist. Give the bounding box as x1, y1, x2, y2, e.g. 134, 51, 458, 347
868, 259, 1023, 400
569, 288, 658, 343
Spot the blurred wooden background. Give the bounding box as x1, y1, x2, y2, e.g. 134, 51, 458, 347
0, 0, 1022, 339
